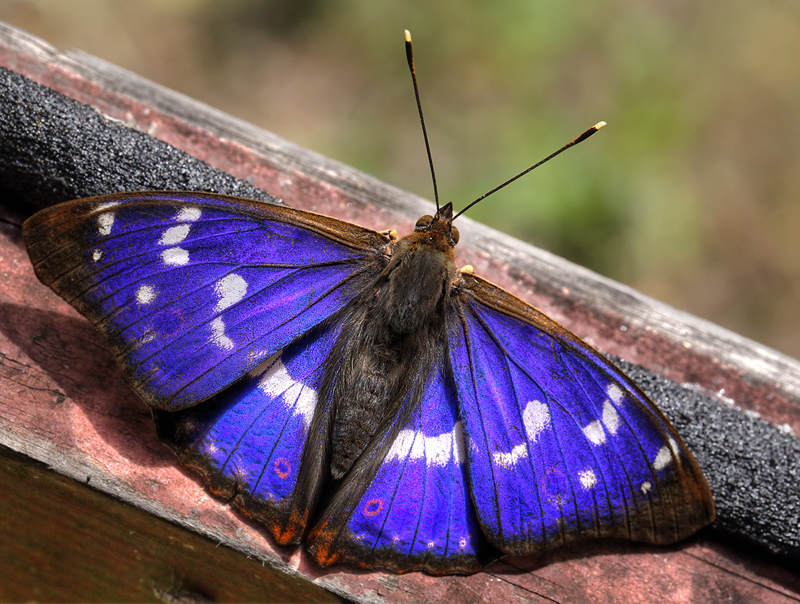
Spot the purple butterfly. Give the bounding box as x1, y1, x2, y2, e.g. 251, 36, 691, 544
21, 31, 714, 575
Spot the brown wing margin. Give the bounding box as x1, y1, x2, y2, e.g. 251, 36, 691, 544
23, 191, 392, 269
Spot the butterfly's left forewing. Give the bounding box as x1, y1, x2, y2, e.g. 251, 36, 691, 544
24, 192, 388, 410
24, 191, 393, 544
447, 273, 715, 554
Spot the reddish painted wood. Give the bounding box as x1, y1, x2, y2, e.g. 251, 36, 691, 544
1, 20, 799, 604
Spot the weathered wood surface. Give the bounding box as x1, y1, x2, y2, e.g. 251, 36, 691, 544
1, 20, 799, 603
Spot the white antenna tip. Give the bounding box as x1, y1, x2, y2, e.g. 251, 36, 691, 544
404, 30, 412, 42
594, 121, 607, 130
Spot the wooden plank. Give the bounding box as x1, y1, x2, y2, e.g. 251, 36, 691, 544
0, 447, 346, 603
0, 19, 799, 603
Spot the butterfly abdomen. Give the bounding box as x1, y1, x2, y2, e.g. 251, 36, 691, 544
328, 321, 404, 479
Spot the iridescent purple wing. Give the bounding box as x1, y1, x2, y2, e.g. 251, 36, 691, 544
306, 350, 493, 575
447, 273, 715, 554
154, 318, 345, 544
23, 192, 387, 411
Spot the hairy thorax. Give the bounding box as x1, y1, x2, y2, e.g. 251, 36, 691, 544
328, 227, 457, 479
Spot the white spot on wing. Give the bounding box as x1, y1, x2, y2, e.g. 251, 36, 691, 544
159, 224, 191, 245
385, 422, 464, 467
583, 420, 606, 445
491, 402, 550, 469
493, 443, 528, 468
579, 469, 597, 490
425, 430, 454, 467
452, 421, 465, 464
162, 247, 189, 265
136, 284, 156, 304
606, 383, 624, 403
641, 481, 652, 494
258, 354, 317, 428
522, 400, 551, 441
668, 437, 680, 457
653, 445, 673, 470
210, 317, 234, 350
386, 429, 415, 461
176, 207, 202, 221
97, 212, 115, 236
214, 273, 248, 312
602, 400, 620, 435
410, 435, 426, 460
92, 250, 102, 262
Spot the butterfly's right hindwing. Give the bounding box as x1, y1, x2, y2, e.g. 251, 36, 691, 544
305, 346, 494, 574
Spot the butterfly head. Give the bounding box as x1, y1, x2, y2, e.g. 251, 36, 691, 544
411, 202, 460, 250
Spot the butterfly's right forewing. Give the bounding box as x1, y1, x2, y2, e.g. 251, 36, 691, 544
447, 273, 715, 554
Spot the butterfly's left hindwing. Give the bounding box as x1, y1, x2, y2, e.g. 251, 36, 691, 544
447, 273, 715, 554
24, 192, 388, 410
154, 317, 346, 544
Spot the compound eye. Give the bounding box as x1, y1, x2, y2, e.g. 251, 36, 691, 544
450, 225, 460, 244
415, 215, 434, 230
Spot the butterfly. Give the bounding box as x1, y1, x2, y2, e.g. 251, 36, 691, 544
21, 32, 714, 576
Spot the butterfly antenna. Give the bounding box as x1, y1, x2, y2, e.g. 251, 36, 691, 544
452, 121, 607, 221
405, 29, 440, 212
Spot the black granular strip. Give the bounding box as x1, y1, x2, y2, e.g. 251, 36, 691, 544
0, 67, 276, 213
615, 356, 800, 561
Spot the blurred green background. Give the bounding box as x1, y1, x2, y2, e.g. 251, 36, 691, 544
2, 0, 799, 359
